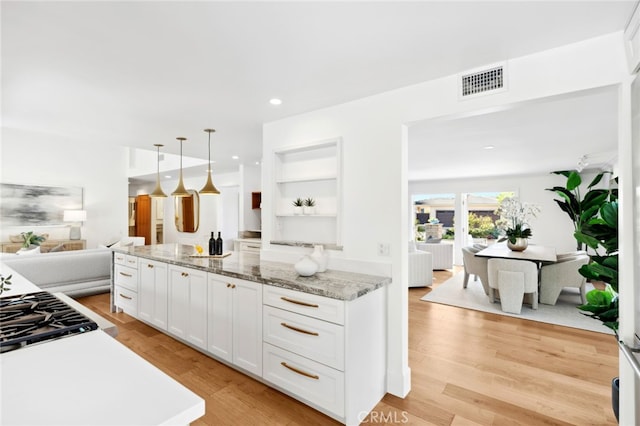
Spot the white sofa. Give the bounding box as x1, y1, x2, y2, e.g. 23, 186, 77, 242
3, 248, 112, 297
417, 242, 454, 269
408, 242, 433, 287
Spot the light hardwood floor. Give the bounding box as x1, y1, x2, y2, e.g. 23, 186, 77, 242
77, 269, 618, 425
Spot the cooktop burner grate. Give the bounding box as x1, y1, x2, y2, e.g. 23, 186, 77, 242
0, 291, 98, 353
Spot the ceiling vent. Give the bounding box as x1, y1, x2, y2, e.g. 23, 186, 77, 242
460, 65, 505, 97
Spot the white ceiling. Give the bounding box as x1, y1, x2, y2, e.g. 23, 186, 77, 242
2, 1, 636, 181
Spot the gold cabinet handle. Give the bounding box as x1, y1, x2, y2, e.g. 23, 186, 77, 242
247, 245, 261, 249
119, 293, 132, 300
280, 296, 318, 308
181, 272, 189, 277
226, 283, 236, 289
281, 322, 319, 336
227, 283, 231, 288
231, 284, 236, 289
127, 260, 136, 264
147, 264, 154, 268
280, 362, 319, 380
119, 272, 132, 277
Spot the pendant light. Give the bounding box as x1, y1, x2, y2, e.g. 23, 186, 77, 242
149, 144, 167, 198
171, 137, 190, 197
199, 128, 220, 195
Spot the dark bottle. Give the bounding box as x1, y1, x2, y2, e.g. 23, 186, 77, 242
208, 232, 216, 255
215, 232, 223, 255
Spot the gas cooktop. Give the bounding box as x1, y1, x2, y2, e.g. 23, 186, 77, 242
0, 291, 99, 353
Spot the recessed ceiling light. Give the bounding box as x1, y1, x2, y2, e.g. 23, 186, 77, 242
232, 155, 239, 160
483, 145, 495, 150
165, 175, 172, 178
255, 161, 260, 165
269, 98, 282, 105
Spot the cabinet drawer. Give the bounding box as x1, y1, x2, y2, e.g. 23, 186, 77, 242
114, 253, 138, 267
263, 306, 344, 370
239, 242, 261, 253
263, 343, 344, 418
114, 285, 138, 317
263, 286, 344, 325
114, 264, 138, 292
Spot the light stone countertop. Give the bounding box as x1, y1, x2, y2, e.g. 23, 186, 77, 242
114, 243, 390, 301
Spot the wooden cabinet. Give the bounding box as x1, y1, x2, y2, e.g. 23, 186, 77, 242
208, 274, 262, 376
113, 254, 139, 317
0, 239, 86, 253
168, 265, 207, 350
251, 191, 261, 209
272, 138, 342, 248
138, 259, 168, 331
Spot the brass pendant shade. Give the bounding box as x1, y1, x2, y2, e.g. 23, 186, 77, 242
199, 128, 220, 195
171, 137, 191, 197
150, 144, 168, 198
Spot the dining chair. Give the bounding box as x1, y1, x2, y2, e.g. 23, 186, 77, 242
540, 254, 590, 305
488, 258, 539, 314
461, 245, 489, 295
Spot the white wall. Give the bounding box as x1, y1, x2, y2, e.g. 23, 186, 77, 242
0, 127, 128, 248
262, 32, 630, 398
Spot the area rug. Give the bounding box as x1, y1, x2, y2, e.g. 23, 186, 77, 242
421, 272, 613, 335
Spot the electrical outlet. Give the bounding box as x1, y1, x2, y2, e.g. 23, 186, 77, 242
378, 243, 390, 256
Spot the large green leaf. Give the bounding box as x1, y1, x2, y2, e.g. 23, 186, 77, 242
566, 171, 582, 191
587, 172, 605, 189
600, 201, 618, 228
582, 189, 609, 210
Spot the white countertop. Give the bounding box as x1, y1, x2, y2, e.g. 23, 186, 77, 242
0, 262, 205, 425
1, 331, 204, 425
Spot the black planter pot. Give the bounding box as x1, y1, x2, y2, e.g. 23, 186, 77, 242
612, 377, 620, 423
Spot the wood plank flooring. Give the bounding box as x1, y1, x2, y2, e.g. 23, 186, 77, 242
77, 268, 618, 425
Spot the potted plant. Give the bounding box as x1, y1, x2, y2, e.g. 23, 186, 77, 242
574, 195, 619, 421
546, 170, 613, 250
292, 198, 304, 215
20, 231, 46, 250
495, 197, 541, 251
303, 197, 316, 215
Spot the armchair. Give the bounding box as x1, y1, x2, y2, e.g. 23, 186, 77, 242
461, 245, 489, 295
540, 254, 590, 305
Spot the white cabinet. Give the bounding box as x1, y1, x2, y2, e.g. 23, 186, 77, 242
168, 265, 207, 350
114, 254, 138, 317
272, 138, 342, 247
262, 285, 385, 425
138, 259, 168, 331
207, 274, 262, 376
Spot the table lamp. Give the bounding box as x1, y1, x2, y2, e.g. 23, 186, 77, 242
64, 210, 87, 240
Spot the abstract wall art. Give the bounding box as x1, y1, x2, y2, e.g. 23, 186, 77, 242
0, 183, 83, 226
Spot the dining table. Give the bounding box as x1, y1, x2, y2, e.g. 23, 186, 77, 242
475, 242, 557, 263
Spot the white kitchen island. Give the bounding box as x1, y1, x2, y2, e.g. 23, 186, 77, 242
0, 263, 205, 426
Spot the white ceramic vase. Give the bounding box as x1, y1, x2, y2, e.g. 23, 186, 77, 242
294, 255, 318, 276
310, 245, 328, 272
293, 206, 303, 215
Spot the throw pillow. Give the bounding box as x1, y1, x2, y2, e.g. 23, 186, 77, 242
48, 243, 65, 252
16, 246, 41, 256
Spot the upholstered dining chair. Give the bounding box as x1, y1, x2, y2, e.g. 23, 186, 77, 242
540, 254, 590, 305
488, 258, 539, 314
461, 245, 489, 295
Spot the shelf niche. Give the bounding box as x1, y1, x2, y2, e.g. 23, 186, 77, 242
272, 138, 342, 248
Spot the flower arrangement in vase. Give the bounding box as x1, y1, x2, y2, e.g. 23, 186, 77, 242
495, 197, 541, 251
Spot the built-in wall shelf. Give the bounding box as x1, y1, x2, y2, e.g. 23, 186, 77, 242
272, 138, 342, 248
